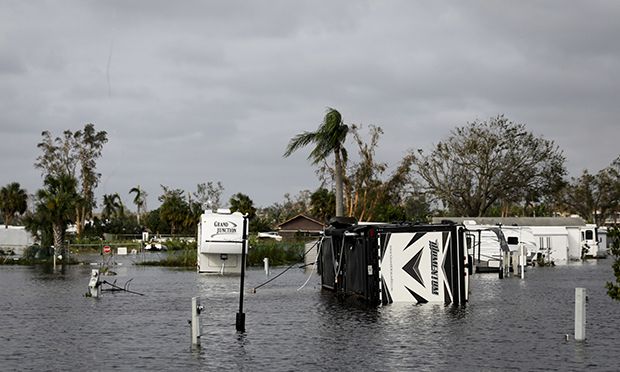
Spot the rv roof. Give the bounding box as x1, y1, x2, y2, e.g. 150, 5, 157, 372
432, 217, 586, 227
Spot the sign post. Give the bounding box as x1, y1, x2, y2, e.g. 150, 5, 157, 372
236, 216, 248, 333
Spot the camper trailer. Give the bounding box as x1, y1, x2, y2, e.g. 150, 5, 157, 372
462, 224, 511, 272
530, 224, 601, 262
500, 226, 538, 261
197, 209, 247, 274
319, 220, 470, 305
0, 226, 36, 256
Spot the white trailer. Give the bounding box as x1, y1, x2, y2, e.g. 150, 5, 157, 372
529, 224, 601, 263
197, 209, 248, 274
0, 226, 36, 255
500, 226, 538, 261
462, 223, 510, 272
529, 226, 570, 262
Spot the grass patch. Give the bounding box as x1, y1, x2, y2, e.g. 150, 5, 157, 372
136, 248, 197, 267
247, 241, 304, 266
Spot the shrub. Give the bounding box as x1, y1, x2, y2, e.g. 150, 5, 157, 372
247, 241, 304, 266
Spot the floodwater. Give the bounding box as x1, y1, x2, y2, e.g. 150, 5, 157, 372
1, 254, 619, 371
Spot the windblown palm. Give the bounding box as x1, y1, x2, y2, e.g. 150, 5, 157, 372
0, 182, 28, 228
284, 108, 349, 216
129, 185, 146, 225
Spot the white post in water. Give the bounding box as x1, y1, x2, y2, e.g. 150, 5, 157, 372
191, 297, 202, 347
519, 245, 526, 279
263, 257, 269, 276
575, 287, 586, 341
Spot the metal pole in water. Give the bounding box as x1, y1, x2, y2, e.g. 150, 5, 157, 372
191, 297, 202, 347
264, 257, 269, 276
236, 216, 248, 333
575, 287, 586, 341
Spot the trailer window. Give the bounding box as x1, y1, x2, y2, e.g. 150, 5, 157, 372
507, 237, 519, 245
585, 230, 593, 240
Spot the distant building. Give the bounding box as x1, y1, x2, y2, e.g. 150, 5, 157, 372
276, 214, 325, 238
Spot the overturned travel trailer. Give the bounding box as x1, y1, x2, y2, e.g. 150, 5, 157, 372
197, 209, 248, 274
319, 219, 470, 306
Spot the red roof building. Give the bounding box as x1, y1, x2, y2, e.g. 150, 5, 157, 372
276, 214, 325, 238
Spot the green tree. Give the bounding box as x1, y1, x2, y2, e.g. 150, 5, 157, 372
310, 188, 335, 223
184, 193, 203, 234
34, 124, 108, 235
101, 193, 121, 221
606, 226, 620, 301
563, 163, 620, 226
23, 208, 54, 247
143, 208, 170, 236
229, 192, 256, 220
411, 115, 566, 217
35, 175, 80, 249
0, 182, 28, 228
403, 193, 433, 223
158, 186, 188, 236
284, 107, 349, 216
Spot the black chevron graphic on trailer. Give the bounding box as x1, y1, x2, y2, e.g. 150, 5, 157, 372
404, 232, 426, 251
405, 286, 428, 304
444, 282, 452, 304
381, 277, 393, 304
443, 232, 453, 292
402, 248, 425, 287
442, 231, 449, 254
380, 232, 391, 259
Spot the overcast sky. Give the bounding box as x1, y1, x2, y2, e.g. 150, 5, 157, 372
2, 1, 620, 212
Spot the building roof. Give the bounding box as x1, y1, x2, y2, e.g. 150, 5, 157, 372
276, 214, 325, 229
431, 216, 587, 227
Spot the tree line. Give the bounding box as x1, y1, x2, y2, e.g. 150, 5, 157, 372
1, 113, 619, 249
284, 109, 620, 225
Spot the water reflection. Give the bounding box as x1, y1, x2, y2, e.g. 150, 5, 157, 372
1, 261, 619, 371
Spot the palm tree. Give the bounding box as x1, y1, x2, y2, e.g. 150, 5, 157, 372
284, 107, 349, 216
229, 192, 256, 219
160, 192, 187, 237
36, 174, 79, 249
0, 182, 28, 228
184, 194, 203, 234
129, 185, 146, 225
101, 193, 121, 221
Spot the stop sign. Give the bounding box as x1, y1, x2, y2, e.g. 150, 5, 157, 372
104, 245, 111, 254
